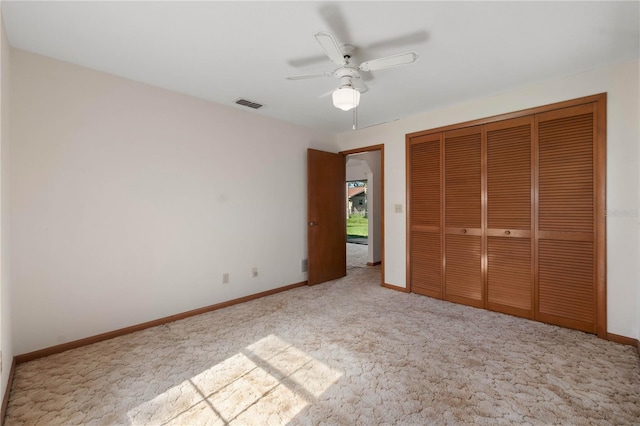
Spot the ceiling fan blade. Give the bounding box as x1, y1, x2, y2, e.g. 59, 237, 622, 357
287, 55, 331, 68
359, 51, 419, 72
365, 30, 428, 51
360, 72, 374, 83
351, 78, 369, 94
286, 72, 333, 80
318, 4, 351, 46
314, 31, 346, 66
318, 89, 334, 99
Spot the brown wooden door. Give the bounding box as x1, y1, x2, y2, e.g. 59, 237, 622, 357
485, 117, 534, 318
444, 126, 483, 308
535, 104, 598, 333
307, 149, 346, 285
408, 133, 443, 298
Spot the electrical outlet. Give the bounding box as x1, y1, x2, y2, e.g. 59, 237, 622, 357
222, 273, 230, 284
395, 204, 403, 213
252, 267, 258, 277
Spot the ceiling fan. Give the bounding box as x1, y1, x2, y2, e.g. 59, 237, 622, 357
287, 31, 419, 112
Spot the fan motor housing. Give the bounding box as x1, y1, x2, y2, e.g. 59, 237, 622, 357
334, 66, 360, 79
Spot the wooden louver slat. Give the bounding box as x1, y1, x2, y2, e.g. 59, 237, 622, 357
485, 117, 533, 318
536, 106, 597, 333
487, 124, 531, 230
411, 231, 441, 298
409, 135, 442, 297
487, 237, 532, 312
410, 135, 441, 227
445, 130, 481, 228
445, 234, 482, 304
538, 239, 595, 331
538, 113, 594, 233
444, 127, 482, 308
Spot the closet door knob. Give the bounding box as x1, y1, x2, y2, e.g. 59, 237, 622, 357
461, 229, 467, 234
505, 230, 511, 235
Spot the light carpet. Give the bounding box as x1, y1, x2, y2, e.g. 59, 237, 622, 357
5, 244, 640, 425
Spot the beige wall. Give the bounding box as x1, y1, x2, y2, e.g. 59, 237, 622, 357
7, 46, 640, 358
11, 50, 337, 354
338, 59, 640, 340
0, 8, 12, 402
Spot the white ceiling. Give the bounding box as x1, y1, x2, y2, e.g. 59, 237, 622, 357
2, 1, 639, 134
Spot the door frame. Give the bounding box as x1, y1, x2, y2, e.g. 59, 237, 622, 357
341, 144, 385, 287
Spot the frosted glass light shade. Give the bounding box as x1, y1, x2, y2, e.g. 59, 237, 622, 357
332, 86, 360, 111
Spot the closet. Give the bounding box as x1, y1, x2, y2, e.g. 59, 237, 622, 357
407, 94, 606, 337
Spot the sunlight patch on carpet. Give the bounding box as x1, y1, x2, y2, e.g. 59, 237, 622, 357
126, 334, 342, 424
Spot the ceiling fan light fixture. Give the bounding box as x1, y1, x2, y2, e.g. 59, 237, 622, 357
332, 86, 360, 111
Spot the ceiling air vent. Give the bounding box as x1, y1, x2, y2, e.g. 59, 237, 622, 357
235, 99, 263, 109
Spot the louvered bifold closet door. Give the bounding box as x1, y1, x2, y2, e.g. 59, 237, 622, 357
536, 104, 597, 333
409, 134, 443, 298
485, 117, 534, 318
444, 126, 483, 308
